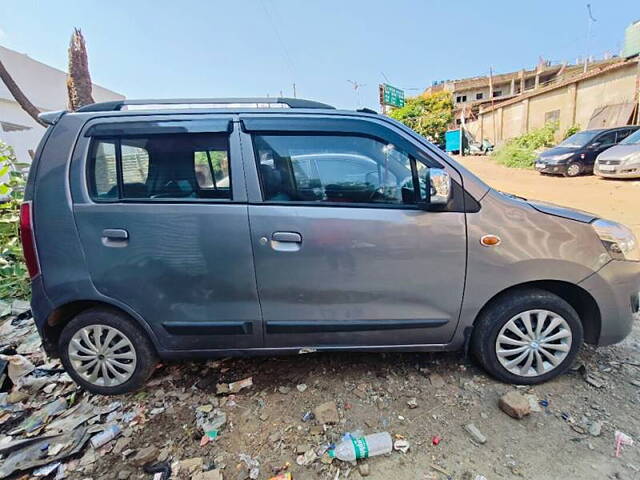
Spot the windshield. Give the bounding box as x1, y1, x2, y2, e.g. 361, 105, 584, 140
621, 129, 640, 145
558, 131, 600, 148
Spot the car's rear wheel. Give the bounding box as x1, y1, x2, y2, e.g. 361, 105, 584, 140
59, 307, 157, 395
564, 162, 581, 177
471, 289, 583, 384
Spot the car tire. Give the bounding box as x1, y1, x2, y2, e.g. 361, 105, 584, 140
564, 162, 581, 177
59, 307, 158, 395
471, 288, 583, 384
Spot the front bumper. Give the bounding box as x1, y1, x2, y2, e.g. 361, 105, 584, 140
534, 162, 567, 174
594, 163, 640, 179
579, 260, 640, 346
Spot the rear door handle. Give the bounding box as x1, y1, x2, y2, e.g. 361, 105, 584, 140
102, 228, 129, 247
270, 231, 302, 252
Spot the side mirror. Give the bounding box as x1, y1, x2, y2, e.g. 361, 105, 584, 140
588, 142, 601, 150
419, 167, 451, 209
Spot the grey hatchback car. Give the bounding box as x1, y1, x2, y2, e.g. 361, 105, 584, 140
22, 98, 640, 394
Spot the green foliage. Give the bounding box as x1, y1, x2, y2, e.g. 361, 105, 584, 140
563, 124, 581, 140
493, 122, 559, 169
388, 91, 454, 144
0, 142, 30, 299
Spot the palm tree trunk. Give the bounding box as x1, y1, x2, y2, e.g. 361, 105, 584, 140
67, 28, 94, 111
0, 59, 46, 127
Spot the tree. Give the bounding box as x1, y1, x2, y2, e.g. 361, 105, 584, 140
388, 91, 453, 144
0, 59, 46, 127
67, 28, 94, 111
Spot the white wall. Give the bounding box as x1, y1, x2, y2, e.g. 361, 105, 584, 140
0, 45, 124, 163
0, 100, 47, 161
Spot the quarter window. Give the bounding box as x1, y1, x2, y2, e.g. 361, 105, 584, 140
89, 133, 231, 201
91, 140, 117, 199
253, 134, 425, 206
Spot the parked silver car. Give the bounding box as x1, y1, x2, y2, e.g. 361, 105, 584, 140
595, 128, 640, 179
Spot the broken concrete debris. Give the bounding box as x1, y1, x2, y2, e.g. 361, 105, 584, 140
499, 391, 531, 419
0, 299, 637, 479
429, 373, 446, 388
313, 400, 339, 425
464, 423, 487, 444
216, 376, 253, 395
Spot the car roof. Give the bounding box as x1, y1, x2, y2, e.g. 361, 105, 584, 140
582, 125, 639, 134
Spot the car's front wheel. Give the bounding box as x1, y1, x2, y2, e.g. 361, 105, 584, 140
59, 307, 157, 395
564, 162, 582, 177
471, 289, 583, 384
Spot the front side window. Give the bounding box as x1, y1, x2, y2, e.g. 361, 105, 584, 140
89, 133, 231, 201
253, 134, 425, 206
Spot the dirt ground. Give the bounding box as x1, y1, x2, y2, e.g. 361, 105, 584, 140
455, 155, 640, 238
3, 157, 640, 480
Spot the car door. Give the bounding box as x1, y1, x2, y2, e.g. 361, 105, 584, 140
586, 130, 618, 167
239, 114, 467, 348
70, 115, 262, 351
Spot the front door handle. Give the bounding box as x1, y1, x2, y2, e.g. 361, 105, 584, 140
272, 232, 302, 243
270, 231, 302, 252
102, 228, 129, 247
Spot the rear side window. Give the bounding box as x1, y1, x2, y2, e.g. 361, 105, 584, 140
596, 131, 617, 147
88, 133, 231, 201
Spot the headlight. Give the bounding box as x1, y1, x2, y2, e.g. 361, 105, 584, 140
547, 153, 573, 162
592, 219, 640, 261
621, 152, 640, 166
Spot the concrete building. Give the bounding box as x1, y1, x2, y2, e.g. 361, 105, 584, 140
0, 45, 124, 162
464, 58, 640, 145
424, 58, 624, 128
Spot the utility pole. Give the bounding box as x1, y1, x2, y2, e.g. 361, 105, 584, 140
292, 83, 297, 98
584, 4, 597, 73
490, 67, 497, 144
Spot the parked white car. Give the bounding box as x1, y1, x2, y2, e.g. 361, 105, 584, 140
595, 128, 640, 179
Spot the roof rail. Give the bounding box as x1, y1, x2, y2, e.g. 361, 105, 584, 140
76, 97, 334, 112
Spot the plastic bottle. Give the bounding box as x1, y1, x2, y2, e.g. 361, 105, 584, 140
329, 432, 392, 461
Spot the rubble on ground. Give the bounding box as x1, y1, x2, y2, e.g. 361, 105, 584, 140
1, 299, 639, 479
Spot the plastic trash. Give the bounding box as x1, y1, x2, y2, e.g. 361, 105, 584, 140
615, 430, 633, 457
0, 354, 35, 384
90, 424, 121, 448
11, 397, 68, 435
329, 432, 392, 461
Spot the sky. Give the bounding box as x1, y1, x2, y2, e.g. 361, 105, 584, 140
0, 0, 637, 111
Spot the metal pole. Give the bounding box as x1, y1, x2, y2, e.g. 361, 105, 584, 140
490, 67, 497, 145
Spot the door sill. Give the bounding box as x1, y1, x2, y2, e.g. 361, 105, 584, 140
159, 342, 454, 359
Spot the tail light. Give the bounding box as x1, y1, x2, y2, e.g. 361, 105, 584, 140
19, 202, 40, 278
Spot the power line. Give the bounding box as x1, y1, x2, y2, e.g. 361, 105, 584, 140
260, 0, 296, 95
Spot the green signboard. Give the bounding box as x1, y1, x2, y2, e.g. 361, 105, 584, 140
380, 83, 405, 108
